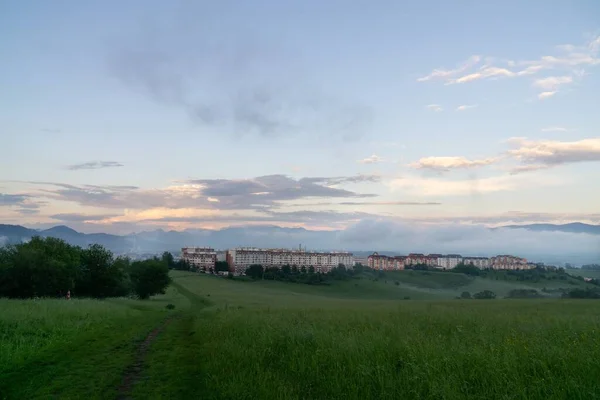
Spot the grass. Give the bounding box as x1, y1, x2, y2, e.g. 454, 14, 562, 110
0, 287, 187, 399
3, 271, 600, 399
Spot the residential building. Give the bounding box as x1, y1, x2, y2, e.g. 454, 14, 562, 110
181, 247, 217, 271
436, 254, 463, 269
368, 253, 406, 270
226, 248, 354, 274
490, 255, 529, 270
462, 257, 491, 269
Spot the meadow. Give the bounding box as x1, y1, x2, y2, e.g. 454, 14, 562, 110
2, 270, 600, 399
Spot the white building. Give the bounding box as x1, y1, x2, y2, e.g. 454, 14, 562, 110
437, 254, 463, 269
226, 248, 354, 274
462, 257, 491, 269
181, 247, 217, 271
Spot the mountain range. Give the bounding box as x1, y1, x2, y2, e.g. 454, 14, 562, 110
1, 223, 599, 259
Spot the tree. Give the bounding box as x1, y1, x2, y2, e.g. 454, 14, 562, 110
281, 264, 291, 276
308, 266, 315, 274
460, 291, 472, 299
215, 261, 230, 272
473, 290, 496, 299
161, 251, 175, 268
300, 266, 307, 274
245, 264, 264, 280
77, 244, 123, 298
128, 259, 171, 299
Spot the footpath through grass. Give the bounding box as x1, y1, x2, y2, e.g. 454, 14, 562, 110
136, 272, 600, 400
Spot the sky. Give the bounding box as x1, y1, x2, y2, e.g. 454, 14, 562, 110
1, 0, 600, 237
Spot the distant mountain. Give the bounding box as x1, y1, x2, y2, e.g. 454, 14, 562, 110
502, 223, 600, 235
0, 224, 343, 255
1, 222, 598, 265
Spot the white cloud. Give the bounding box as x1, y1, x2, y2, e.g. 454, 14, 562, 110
418, 34, 600, 96
207, 197, 220, 202
426, 104, 443, 112
358, 154, 384, 164
533, 75, 573, 90
410, 156, 497, 172
387, 174, 548, 197
507, 137, 600, 168
417, 55, 481, 82
541, 126, 569, 133
456, 104, 477, 111
448, 67, 515, 84
538, 91, 557, 100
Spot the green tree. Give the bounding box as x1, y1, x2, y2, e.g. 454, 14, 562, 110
473, 290, 496, 299
460, 291, 471, 299
128, 259, 171, 299
161, 251, 175, 268
246, 264, 264, 280
215, 261, 230, 272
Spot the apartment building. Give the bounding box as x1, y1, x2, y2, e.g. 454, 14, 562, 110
367, 253, 407, 270
436, 254, 463, 269
226, 248, 354, 274
462, 257, 491, 269
181, 247, 217, 271
490, 255, 529, 270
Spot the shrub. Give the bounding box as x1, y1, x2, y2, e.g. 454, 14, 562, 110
473, 290, 496, 299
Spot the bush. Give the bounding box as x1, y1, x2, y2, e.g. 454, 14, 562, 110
460, 291, 472, 299
473, 290, 496, 299
166, 304, 176, 310
128, 259, 171, 300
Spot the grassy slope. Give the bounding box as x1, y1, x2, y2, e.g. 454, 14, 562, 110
567, 269, 600, 279
0, 287, 188, 399
3, 271, 600, 399
146, 272, 600, 399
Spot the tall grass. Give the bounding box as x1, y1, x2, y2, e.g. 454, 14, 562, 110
164, 272, 600, 399
0, 298, 141, 368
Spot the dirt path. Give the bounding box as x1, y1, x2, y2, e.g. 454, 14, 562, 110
116, 316, 176, 400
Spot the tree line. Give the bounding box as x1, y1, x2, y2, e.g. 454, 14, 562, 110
243, 263, 360, 285
0, 236, 171, 299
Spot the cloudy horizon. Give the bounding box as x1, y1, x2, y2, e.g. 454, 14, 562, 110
1, 1, 600, 253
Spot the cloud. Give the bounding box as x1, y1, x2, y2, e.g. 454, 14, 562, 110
358, 154, 384, 164
426, 104, 443, 112
448, 67, 515, 84
0, 193, 30, 206
50, 213, 121, 222
507, 137, 600, 170
25, 174, 379, 212
538, 91, 557, 100
109, 20, 372, 140
410, 156, 497, 172
533, 75, 573, 90
387, 173, 552, 197
67, 161, 124, 170
417, 55, 481, 82
418, 35, 599, 95
541, 126, 569, 133
338, 219, 600, 261
456, 104, 477, 111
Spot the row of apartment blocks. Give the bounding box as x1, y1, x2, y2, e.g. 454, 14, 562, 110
226, 248, 353, 274
367, 252, 529, 271
181, 246, 354, 274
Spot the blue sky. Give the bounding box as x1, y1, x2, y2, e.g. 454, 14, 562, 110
1, 0, 600, 234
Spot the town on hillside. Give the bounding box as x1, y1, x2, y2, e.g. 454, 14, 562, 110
181, 246, 549, 275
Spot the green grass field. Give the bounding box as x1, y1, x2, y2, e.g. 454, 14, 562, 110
2, 270, 600, 399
